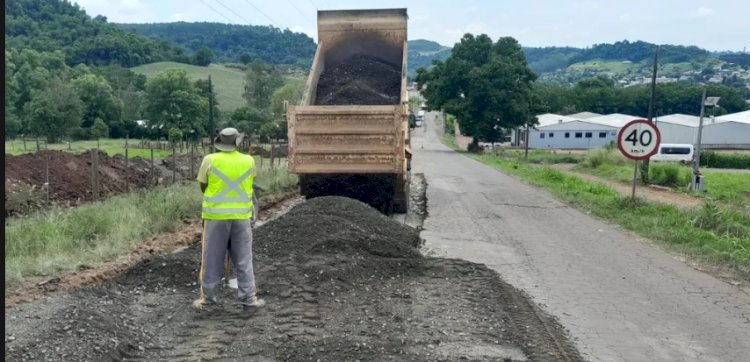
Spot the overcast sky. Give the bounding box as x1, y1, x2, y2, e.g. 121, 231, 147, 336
73, 0, 749, 51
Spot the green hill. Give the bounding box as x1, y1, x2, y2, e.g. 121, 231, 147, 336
131, 62, 305, 114
408, 39, 451, 78
5, 0, 185, 66
131, 62, 246, 113
118, 22, 316, 67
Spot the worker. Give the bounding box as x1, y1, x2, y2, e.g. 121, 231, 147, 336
193, 127, 265, 312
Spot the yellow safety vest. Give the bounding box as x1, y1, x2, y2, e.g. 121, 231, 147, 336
201, 151, 255, 220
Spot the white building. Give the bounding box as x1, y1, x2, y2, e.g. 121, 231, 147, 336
529, 120, 619, 149
653, 114, 700, 144
528, 113, 642, 149
566, 111, 602, 119
702, 110, 750, 149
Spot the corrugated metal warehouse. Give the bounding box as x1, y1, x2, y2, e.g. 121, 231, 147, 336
702, 110, 750, 149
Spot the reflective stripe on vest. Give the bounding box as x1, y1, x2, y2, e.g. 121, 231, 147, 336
203, 167, 254, 203
201, 152, 255, 220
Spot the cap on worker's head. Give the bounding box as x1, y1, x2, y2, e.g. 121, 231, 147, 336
214, 127, 244, 152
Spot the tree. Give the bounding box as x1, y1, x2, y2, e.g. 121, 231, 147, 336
144, 69, 208, 134
243, 60, 283, 111
230, 106, 271, 136
24, 77, 84, 143
193, 47, 214, 66
416, 34, 538, 147
271, 82, 304, 117
73, 73, 123, 127
90, 118, 109, 139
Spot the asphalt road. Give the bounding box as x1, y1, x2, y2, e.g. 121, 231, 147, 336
412, 112, 750, 362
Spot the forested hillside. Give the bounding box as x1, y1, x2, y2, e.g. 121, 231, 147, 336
118, 22, 316, 67
524, 40, 711, 74
5, 0, 186, 67
408, 39, 451, 77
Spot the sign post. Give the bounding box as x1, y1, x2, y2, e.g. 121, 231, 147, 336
617, 120, 661, 199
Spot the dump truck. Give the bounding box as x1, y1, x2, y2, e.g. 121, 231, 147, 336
287, 8, 411, 213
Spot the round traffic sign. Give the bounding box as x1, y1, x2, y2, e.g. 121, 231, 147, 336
617, 119, 661, 160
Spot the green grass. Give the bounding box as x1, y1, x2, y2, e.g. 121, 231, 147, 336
5, 139, 175, 158
4, 160, 299, 287
442, 134, 750, 275
573, 148, 750, 206
5, 183, 201, 286
131, 62, 306, 114
131, 62, 246, 113
567, 59, 639, 74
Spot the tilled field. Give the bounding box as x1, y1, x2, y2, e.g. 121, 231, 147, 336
5, 196, 581, 361
4, 150, 160, 215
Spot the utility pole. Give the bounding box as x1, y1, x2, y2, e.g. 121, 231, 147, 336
691, 92, 720, 191
208, 75, 214, 139
641, 46, 659, 183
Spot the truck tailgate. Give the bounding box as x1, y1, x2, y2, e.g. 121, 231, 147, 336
288, 105, 404, 174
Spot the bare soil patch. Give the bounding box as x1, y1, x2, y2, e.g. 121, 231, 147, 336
5, 150, 159, 215
5, 196, 581, 361
549, 163, 703, 210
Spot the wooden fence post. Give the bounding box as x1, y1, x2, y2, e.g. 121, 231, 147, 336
172, 144, 177, 184
23, 138, 27, 151
269, 141, 275, 170
45, 152, 50, 204
150, 146, 155, 186
91, 149, 99, 201
36, 138, 40, 152
190, 143, 195, 180
125, 135, 130, 192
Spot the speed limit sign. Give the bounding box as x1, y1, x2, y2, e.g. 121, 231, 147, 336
617, 120, 661, 160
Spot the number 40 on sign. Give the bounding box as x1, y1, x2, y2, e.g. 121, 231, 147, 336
617, 120, 661, 161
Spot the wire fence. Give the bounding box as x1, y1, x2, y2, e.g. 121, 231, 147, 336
4, 138, 289, 216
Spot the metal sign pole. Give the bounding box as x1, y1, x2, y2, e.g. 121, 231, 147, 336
631, 160, 638, 200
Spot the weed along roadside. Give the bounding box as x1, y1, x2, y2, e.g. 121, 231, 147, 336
441, 135, 750, 278
4, 161, 298, 292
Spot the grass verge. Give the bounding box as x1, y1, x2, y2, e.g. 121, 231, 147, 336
442, 135, 750, 275
5, 163, 299, 287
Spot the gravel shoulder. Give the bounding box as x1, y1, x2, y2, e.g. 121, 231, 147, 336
5, 191, 582, 361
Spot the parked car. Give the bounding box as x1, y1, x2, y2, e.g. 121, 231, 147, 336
650, 143, 694, 163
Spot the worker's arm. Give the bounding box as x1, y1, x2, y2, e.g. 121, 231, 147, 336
196, 155, 211, 194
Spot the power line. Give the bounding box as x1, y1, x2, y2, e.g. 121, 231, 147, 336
215, 0, 255, 24
286, 0, 314, 24
198, 0, 235, 24
241, 0, 280, 28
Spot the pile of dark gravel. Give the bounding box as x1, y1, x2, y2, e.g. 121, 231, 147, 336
315, 54, 401, 105
254, 196, 421, 260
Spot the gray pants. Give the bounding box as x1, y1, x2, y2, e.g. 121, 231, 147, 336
198, 219, 256, 307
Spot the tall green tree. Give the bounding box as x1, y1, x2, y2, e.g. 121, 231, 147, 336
193, 47, 214, 66
144, 69, 208, 134
416, 34, 538, 146
24, 77, 84, 143
243, 60, 283, 111
271, 82, 304, 117
73, 73, 123, 128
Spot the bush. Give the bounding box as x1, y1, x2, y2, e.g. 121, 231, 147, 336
650, 164, 690, 187
700, 151, 750, 169
583, 148, 626, 168
167, 127, 183, 144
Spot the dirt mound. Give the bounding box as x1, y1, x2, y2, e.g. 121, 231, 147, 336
4, 150, 159, 215
5, 195, 582, 361
255, 196, 421, 259
315, 54, 401, 105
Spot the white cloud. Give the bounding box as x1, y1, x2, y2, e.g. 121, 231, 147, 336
690, 7, 714, 19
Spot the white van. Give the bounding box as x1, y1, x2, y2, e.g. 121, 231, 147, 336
650, 143, 694, 163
